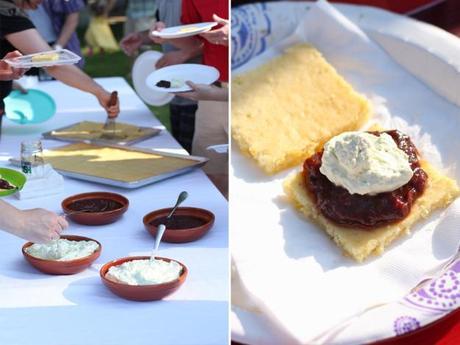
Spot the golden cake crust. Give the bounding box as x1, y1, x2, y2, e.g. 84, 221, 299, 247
31, 53, 59, 62
232, 44, 371, 174
283, 161, 460, 262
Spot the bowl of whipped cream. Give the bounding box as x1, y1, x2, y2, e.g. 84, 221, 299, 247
22, 235, 101, 275
100, 256, 188, 301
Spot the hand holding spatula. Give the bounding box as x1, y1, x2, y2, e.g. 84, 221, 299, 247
102, 91, 121, 139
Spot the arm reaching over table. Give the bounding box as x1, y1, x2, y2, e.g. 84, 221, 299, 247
4, 29, 120, 118
0, 200, 68, 243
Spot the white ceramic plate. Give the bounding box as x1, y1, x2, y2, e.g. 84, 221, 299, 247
151, 22, 217, 39
146, 64, 220, 93
132, 51, 174, 106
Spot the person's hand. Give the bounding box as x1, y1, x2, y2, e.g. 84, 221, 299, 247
18, 0, 42, 10
0, 51, 27, 81
96, 89, 120, 118
12, 81, 28, 94
156, 50, 188, 69
175, 81, 228, 102
17, 209, 68, 243
199, 14, 229, 46
149, 21, 167, 44
120, 32, 144, 56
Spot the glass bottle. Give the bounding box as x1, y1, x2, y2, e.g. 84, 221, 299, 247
21, 140, 45, 175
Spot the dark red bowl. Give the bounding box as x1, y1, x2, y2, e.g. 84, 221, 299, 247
143, 207, 215, 243
62, 192, 129, 225
100, 256, 188, 301
22, 235, 101, 275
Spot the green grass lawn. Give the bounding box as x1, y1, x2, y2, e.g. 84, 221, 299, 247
79, 23, 171, 131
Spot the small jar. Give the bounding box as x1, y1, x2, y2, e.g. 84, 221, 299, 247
21, 140, 44, 175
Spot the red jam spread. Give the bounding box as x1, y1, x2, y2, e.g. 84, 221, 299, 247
156, 80, 171, 88
68, 198, 123, 213
303, 130, 428, 229
0, 178, 16, 190
150, 215, 207, 229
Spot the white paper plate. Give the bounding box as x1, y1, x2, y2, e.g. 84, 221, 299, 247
3, 49, 81, 68
146, 64, 220, 93
151, 22, 217, 39
132, 50, 174, 106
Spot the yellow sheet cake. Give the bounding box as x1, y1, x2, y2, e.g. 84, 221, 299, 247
232, 43, 371, 174
43, 143, 197, 182
49, 121, 156, 142
283, 161, 460, 262
31, 53, 59, 62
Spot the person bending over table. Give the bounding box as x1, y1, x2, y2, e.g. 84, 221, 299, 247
0, 0, 119, 119
149, 0, 229, 197
0, 52, 68, 243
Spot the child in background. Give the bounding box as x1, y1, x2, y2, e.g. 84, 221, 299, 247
84, 0, 119, 55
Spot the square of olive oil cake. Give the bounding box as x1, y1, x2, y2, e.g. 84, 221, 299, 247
283, 161, 460, 262
232, 44, 371, 174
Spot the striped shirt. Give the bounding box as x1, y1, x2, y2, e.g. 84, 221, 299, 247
127, 0, 157, 20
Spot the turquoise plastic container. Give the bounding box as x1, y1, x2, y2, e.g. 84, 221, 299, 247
4, 89, 56, 124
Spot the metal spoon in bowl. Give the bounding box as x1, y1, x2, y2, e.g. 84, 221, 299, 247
149, 191, 189, 262
150, 224, 166, 262
166, 191, 188, 219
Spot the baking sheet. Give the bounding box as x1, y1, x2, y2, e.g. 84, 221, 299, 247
42, 121, 161, 146
10, 143, 207, 189
231, 1, 460, 344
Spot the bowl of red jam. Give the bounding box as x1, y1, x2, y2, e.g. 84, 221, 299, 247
143, 207, 215, 243
62, 192, 129, 225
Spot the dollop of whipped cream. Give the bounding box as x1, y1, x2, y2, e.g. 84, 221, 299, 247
170, 78, 184, 88
107, 259, 182, 286
319, 131, 414, 195
26, 239, 99, 261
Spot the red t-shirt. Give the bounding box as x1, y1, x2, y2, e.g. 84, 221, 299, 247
181, 0, 229, 82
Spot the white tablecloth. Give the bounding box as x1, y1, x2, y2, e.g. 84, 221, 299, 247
0, 77, 229, 345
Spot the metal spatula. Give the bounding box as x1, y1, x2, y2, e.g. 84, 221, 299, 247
101, 91, 120, 140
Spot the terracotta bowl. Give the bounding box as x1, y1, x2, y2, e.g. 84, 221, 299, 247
62, 192, 129, 225
143, 207, 215, 243
100, 256, 188, 301
22, 235, 101, 275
